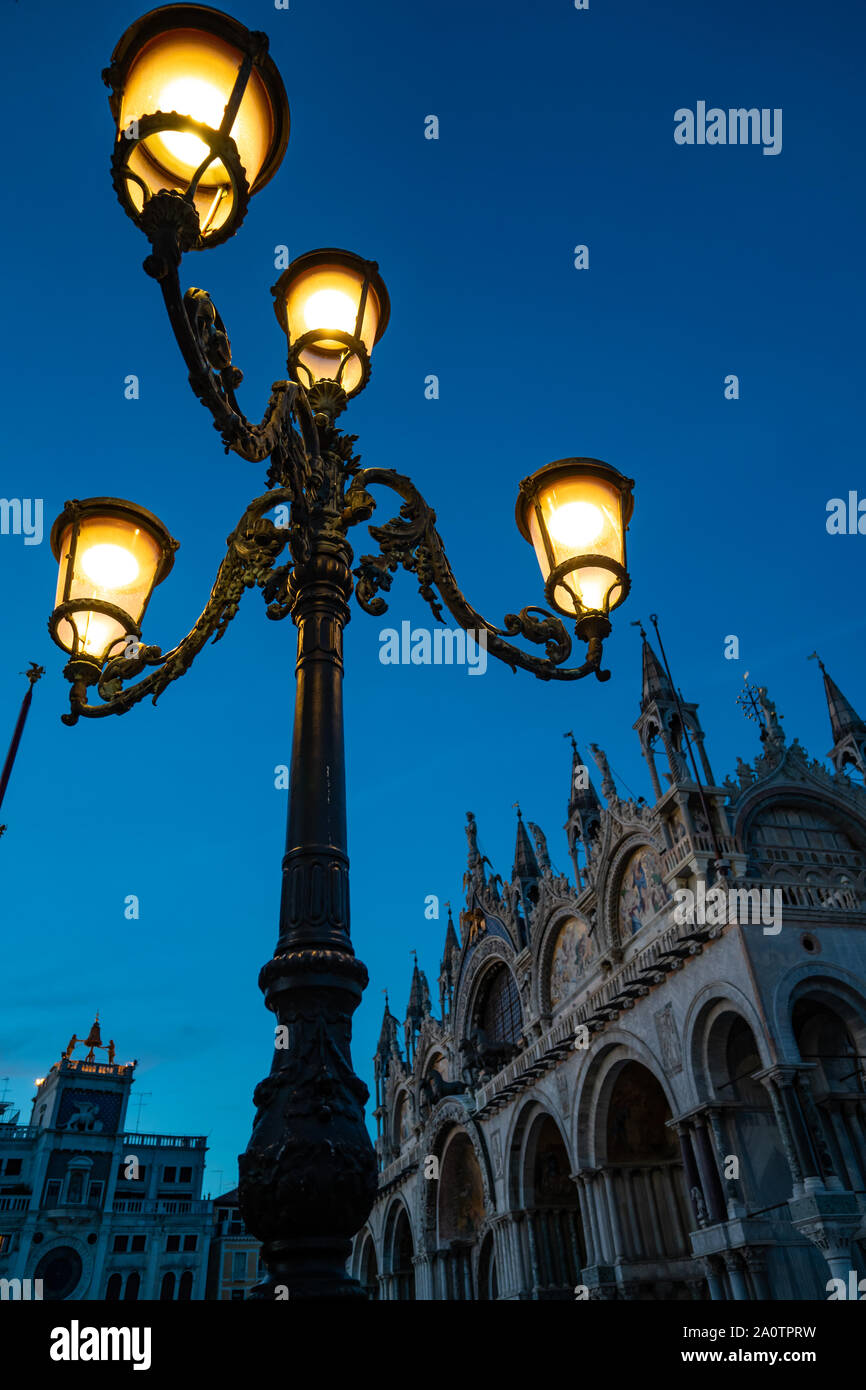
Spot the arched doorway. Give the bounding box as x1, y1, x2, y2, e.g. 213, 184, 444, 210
436, 1129, 486, 1299
392, 1207, 415, 1300
382, 1202, 415, 1300
707, 1014, 790, 1211
519, 1112, 584, 1300
358, 1230, 379, 1300
601, 1060, 693, 1298
794, 994, 866, 1193
477, 1231, 498, 1300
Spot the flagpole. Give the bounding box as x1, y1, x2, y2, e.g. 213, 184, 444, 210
0, 663, 45, 835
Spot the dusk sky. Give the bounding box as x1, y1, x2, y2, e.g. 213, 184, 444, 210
1, 0, 864, 1194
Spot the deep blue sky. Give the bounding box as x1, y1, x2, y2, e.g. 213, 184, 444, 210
1, 0, 864, 1193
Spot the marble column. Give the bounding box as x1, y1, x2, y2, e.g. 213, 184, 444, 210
706, 1106, 745, 1218
701, 1256, 726, 1301
677, 1123, 707, 1230
693, 1119, 726, 1223
602, 1169, 625, 1262
526, 1210, 542, 1296
761, 1075, 803, 1193
575, 1176, 596, 1266
742, 1245, 771, 1299
722, 1249, 749, 1301
643, 1165, 666, 1257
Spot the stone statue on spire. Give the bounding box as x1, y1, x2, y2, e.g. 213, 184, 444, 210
589, 744, 617, 803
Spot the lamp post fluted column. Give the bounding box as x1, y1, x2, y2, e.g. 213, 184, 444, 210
238, 529, 377, 1299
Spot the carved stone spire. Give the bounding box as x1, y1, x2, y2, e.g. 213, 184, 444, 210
564, 731, 602, 890
438, 904, 460, 1017
512, 806, 540, 883
640, 631, 674, 710
633, 627, 716, 795
813, 654, 866, 778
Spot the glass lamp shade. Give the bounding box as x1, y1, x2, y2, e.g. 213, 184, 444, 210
272, 249, 390, 397
50, 499, 177, 664
106, 5, 290, 245
516, 459, 634, 620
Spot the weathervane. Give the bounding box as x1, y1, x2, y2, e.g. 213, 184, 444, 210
736, 671, 766, 734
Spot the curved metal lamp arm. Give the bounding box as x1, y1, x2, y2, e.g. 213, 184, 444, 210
63, 488, 295, 725
137, 192, 320, 479
344, 469, 611, 682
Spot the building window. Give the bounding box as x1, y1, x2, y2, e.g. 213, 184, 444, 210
106, 1272, 123, 1300
231, 1252, 247, 1282
183, 1234, 198, 1252
160, 1272, 175, 1300
43, 1180, 61, 1208
166, 1235, 181, 1252
87, 1181, 104, 1209
113, 1235, 129, 1253
481, 967, 523, 1046
131, 1235, 146, 1253
178, 1270, 194, 1300
123, 1272, 140, 1301
178, 1167, 192, 1184
5, 1160, 22, 1177
66, 1171, 85, 1205
162, 1167, 176, 1184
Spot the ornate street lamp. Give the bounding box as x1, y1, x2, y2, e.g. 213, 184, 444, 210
516, 457, 634, 668
272, 249, 390, 407
49, 499, 178, 708
47, 3, 637, 1300
103, 3, 290, 247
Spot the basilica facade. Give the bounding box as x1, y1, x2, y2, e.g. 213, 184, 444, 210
351, 641, 866, 1300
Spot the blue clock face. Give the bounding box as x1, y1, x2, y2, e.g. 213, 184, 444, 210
57, 1089, 122, 1136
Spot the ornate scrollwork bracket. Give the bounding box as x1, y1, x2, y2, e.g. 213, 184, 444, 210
343, 468, 612, 681
60, 491, 297, 725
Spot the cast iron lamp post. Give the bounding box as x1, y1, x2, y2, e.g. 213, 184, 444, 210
47, 3, 636, 1300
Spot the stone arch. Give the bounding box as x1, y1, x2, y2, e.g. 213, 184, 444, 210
692, 1004, 791, 1214
574, 1039, 694, 1292
382, 1196, 415, 1300
683, 984, 773, 1107
452, 935, 520, 1054
419, 1105, 497, 1301
355, 1227, 379, 1300
536, 907, 597, 1016
771, 961, 866, 1061
505, 1100, 584, 1299
737, 789, 866, 881
477, 1229, 498, 1300
573, 1029, 675, 1167
391, 1087, 411, 1151
421, 1104, 496, 1241
790, 979, 866, 1194
602, 835, 671, 949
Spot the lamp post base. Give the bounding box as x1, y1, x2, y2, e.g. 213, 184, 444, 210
249, 1238, 366, 1301
238, 950, 377, 1301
